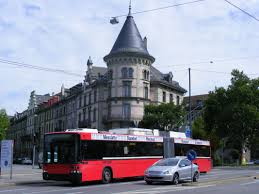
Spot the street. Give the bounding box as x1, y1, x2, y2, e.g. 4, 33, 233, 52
0, 165, 258, 194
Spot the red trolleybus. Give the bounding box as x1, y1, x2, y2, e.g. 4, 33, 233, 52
43, 128, 163, 184
168, 132, 211, 173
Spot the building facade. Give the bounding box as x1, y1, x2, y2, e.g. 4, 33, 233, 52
7, 9, 186, 159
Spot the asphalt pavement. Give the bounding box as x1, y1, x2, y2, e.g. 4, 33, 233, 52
0, 165, 258, 194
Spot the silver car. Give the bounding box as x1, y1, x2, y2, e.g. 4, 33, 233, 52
144, 157, 199, 185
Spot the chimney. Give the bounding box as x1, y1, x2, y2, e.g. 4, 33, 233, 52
143, 37, 147, 49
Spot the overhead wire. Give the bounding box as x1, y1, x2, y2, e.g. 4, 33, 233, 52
113, 0, 207, 18
0, 58, 84, 77
223, 0, 259, 22
161, 56, 259, 68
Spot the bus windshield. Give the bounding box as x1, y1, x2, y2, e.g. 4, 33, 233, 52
44, 134, 80, 164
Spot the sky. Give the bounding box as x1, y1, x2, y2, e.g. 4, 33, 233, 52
0, 0, 259, 115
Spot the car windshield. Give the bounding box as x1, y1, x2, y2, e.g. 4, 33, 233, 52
154, 158, 179, 166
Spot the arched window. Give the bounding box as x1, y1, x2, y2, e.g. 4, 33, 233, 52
121, 67, 127, 78
108, 70, 113, 80
128, 68, 134, 78
143, 70, 146, 79
146, 71, 149, 80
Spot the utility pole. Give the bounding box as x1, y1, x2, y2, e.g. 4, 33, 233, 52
188, 68, 191, 132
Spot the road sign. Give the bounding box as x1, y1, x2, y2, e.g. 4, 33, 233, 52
185, 126, 192, 138
187, 149, 197, 161
1, 140, 13, 168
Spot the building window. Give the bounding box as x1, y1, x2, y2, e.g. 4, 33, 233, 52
177, 96, 180, 105
197, 100, 203, 107
108, 103, 111, 118
84, 95, 86, 106
78, 112, 81, 122
122, 103, 131, 119
121, 67, 128, 78
144, 86, 148, 99
108, 84, 112, 98
108, 70, 113, 80
94, 90, 97, 103
143, 70, 149, 80
122, 81, 132, 97
170, 93, 173, 103
128, 68, 134, 78
88, 92, 91, 104
83, 108, 86, 121
79, 96, 82, 108
163, 91, 166, 102
93, 108, 96, 122
88, 107, 91, 122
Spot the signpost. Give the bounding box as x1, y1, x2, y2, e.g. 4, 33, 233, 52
185, 126, 192, 138
187, 149, 197, 183
1, 140, 13, 179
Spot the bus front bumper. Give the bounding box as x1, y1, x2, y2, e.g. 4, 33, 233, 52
43, 172, 82, 183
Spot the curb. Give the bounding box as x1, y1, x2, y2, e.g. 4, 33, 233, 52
181, 175, 259, 187
0, 182, 16, 188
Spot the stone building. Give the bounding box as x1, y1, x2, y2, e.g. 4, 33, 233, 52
7, 8, 186, 159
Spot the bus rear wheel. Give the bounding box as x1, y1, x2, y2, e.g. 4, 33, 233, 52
102, 168, 112, 184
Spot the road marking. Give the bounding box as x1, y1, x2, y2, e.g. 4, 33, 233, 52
200, 176, 219, 180
240, 180, 259, 186
1, 173, 41, 176
20, 180, 144, 194
0, 188, 26, 193
65, 192, 83, 194
112, 185, 216, 194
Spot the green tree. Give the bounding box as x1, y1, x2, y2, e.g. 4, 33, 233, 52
203, 70, 259, 162
192, 117, 207, 140
0, 109, 10, 140
139, 103, 185, 131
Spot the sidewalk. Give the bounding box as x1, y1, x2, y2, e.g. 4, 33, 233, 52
213, 165, 259, 170
0, 164, 43, 187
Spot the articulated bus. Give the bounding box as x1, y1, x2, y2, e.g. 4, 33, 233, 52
43, 128, 211, 184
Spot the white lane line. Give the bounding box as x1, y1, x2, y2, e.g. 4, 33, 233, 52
240, 180, 259, 186
65, 192, 83, 194
113, 185, 216, 194
200, 176, 219, 180
21, 180, 144, 194
0, 188, 26, 193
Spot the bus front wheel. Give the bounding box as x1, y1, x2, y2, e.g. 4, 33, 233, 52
102, 168, 112, 184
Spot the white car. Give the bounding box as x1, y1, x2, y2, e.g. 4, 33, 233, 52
21, 158, 32, 165
144, 157, 199, 185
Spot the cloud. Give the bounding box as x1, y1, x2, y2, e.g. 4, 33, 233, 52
0, 0, 259, 115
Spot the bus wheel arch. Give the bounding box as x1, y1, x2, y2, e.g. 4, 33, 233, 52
102, 167, 113, 184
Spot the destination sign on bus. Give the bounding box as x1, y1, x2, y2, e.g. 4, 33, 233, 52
174, 138, 210, 146
91, 133, 163, 142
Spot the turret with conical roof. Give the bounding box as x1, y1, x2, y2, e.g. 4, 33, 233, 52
103, 4, 155, 129
104, 6, 155, 63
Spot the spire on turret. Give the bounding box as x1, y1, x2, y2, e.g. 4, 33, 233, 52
128, 0, 132, 16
